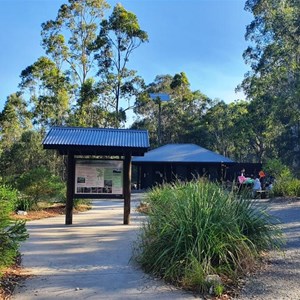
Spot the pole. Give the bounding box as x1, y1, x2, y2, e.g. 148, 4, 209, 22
66, 153, 75, 225
123, 154, 132, 225
158, 100, 162, 145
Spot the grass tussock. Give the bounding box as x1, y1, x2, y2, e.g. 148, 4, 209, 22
134, 180, 282, 294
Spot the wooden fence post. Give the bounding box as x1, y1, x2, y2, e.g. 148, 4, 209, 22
66, 153, 75, 225
123, 154, 132, 225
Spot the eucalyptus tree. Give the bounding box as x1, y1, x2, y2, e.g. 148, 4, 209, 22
166, 72, 211, 145
0, 130, 54, 182
0, 93, 31, 152
202, 100, 234, 159
133, 75, 172, 146
19, 56, 71, 129
241, 0, 300, 170
41, 0, 109, 87
41, 0, 110, 124
93, 4, 148, 127
133, 73, 211, 147
246, 96, 284, 162
202, 100, 259, 162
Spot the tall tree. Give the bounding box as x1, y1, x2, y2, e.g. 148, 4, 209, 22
94, 4, 148, 126
0, 130, 58, 182
41, 0, 109, 87
19, 57, 71, 128
0, 93, 31, 152
133, 73, 210, 147
241, 0, 300, 171
41, 0, 109, 124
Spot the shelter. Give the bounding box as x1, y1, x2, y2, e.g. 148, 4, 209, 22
132, 144, 235, 189
43, 126, 149, 225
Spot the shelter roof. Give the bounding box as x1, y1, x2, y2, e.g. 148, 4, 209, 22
43, 126, 149, 156
132, 144, 235, 163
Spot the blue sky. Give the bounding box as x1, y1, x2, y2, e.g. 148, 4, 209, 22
0, 0, 252, 115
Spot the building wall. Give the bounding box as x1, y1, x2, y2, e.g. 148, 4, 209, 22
133, 162, 232, 189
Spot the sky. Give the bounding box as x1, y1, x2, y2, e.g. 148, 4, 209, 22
0, 0, 253, 122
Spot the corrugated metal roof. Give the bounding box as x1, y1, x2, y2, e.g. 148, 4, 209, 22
43, 126, 149, 149
132, 144, 235, 163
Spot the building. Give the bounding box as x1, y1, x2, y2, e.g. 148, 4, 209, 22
132, 144, 236, 189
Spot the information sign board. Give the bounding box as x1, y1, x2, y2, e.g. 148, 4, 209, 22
75, 160, 123, 195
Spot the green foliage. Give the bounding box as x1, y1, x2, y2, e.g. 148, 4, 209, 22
0, 185, 28, 275
0, 186, 17, 225
133, 73, 211, 147
264, 160, 300, 197
264, 159, 291, 179
134, 180, 282, 293
95, 3, 148, 126
214, 284, 224, 297
19, 56, 71, 127
14, 196, 33, 212
242, 0, 300, 171
272, 179, 300, 198
16, 167, 65, 210
0, 130, 58, 181
0, 93, 31, 152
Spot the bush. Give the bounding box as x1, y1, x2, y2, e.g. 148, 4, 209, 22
134, 180, 282, 294
272, 178, 300, 197
16, 167, 66, 210
264, 159, 291, 179
0, 185, 28, 275
0, 185, 18, 212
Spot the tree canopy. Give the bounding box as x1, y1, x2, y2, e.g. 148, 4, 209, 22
0, 0, 299, 184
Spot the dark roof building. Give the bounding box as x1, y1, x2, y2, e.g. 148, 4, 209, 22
132, 144, 235, 189
43, 126, 149, 156
132, 144, 234, 163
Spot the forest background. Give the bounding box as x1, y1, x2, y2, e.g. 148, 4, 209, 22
0, 0, 299, 191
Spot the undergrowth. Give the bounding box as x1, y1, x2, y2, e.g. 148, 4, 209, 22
134, 180, 283, 295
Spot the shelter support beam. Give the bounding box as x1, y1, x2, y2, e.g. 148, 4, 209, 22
123, 154, 132, 225
66, 153, 75, 225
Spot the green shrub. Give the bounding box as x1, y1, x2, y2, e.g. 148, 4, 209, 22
0, 185, 18, 212
0, 185, 28, 275
264, 159, 291, 179
264, 159, 300, 197
272, 178, 300, 197
16, 167, 66, 210
134, 180, 282, 294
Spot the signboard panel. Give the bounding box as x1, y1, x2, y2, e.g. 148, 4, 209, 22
75, 160, 123, 196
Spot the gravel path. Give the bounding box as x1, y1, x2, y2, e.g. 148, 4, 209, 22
235, 199, 300, 300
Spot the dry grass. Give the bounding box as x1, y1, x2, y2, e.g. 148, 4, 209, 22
0, 256, 31, 300
11, 203, 91, 221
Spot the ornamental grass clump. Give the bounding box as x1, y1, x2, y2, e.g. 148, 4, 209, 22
134, 180, 282, 294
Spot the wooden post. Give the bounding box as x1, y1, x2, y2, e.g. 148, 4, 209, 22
137, 165, 141, 190
123, 154, 132, 225
66, 153, 75, 225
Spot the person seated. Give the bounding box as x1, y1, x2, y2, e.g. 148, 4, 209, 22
238, 175, 246, 184
253, 177, 261, 190
252, 177, 261, 197
266, 182, 273, 191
